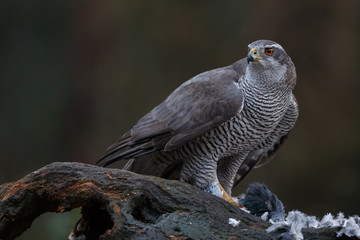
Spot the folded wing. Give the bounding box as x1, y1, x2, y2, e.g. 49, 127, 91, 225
96, 60, 247, 167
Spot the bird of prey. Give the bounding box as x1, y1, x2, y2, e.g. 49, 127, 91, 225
97, 40, 298, 206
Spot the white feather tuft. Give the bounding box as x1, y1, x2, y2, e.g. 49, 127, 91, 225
228, 218, 241, 227
261, 212, 269, 221
266, 210, 360, 239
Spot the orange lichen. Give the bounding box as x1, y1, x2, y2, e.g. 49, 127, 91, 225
0, 183, 28, 201
112, 203, 121, 214
68, 181, 96, 190
169, 234, 184, 240
117, 177, 127, 182
57, 206, 66, 213
105, 172, 113, 179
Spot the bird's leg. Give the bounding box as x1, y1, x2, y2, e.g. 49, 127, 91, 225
232, 149, 265, 188
217, 153, 248, 195
204, 181, 240, 207
181, 156, 240, 207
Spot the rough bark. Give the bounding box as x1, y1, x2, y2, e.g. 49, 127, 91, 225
0, 162, 352, 239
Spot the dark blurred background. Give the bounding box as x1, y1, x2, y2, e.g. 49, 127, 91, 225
1, 0, 359, 239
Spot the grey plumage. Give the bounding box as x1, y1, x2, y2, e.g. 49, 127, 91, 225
237, 182, 285, 222
97, 40, 298, 199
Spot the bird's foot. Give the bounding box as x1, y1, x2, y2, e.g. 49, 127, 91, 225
205, 182, 240, 207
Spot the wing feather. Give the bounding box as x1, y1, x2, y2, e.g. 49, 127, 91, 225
96, 59, 247, 167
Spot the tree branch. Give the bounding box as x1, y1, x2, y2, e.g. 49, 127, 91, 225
0, 162, 349, 239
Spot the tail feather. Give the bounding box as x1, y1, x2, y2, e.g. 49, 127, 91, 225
96, 131, 172, 167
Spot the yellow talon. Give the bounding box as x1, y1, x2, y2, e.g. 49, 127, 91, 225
218, 183, 240, 207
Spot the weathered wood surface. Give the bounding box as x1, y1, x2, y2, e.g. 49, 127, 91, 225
0, 162, 351, 239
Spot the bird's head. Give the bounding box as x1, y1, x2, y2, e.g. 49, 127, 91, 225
246, 40, 296, 88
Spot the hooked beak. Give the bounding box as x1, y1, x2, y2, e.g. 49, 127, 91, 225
247, 54, 254, 63
247, 47, 263, 64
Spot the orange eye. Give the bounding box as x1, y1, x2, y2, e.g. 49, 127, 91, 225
265, 48, 274, 56
247, 48, 250, 54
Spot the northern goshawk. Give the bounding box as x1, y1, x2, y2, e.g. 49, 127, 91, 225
96, 40, 298, 206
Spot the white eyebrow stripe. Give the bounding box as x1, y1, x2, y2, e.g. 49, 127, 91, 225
265, 44, 284, 50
